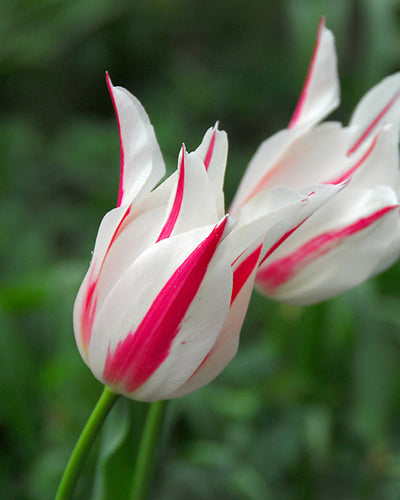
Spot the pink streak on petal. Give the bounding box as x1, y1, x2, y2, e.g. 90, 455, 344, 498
106, 72, 125, 207
288, 17, 325, 129
231, 245, 262, 305
103, 217, 228, 394
107, 205, 132, 254
259, 223, 303, 266
156, 146, 185, 242
327, 130, 380, 185
80, 204, 132, 351
347, 91, 400, 156
257, 205, 399, 291
203, 128, 217, 171
81, 264, 98, 352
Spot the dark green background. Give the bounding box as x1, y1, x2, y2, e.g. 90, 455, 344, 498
2, 1, 400, 498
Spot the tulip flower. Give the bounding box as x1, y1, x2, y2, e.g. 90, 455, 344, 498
73, 75, 341, 402
231, 18, 400, 305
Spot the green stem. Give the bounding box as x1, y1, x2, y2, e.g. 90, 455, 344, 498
130, 400, 168, 500
55, 387, 120, 500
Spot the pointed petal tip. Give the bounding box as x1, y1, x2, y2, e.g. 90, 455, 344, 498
105, 71, 114, 92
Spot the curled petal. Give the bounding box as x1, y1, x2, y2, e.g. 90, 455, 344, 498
106, 74, 166, 207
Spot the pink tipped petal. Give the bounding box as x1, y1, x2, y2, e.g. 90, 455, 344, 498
203, 126, 217, 171
195, 124, 228, 217
257, 187, 400, 304
348, 73, 400, 155
289, 18, 340, 129
106, 74, 166, 207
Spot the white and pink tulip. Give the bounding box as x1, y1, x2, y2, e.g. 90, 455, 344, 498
73, 75, 340, 401
231, 18, 400, 305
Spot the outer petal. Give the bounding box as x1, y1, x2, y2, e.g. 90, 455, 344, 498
288, 18, 340, 130
232, 183, 344, 264
348, 73, 400, 155
88, 221, 232, 401
106, 74, 166, 207
169, 266, 256, 398
256, 187, 400, 304
73, 176, 176, 357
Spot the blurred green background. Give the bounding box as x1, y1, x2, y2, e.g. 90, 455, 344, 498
2, 0, 400, 498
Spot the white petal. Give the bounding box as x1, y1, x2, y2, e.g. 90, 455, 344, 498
156, 147, 219, 240
135, 242, 233, 401
87, 224, 232, 400
348, 73, 400, 154
107, 75, 166, 207
288, 19, 340, 129
230, 183, 344, 264
169, 274, 254, 398
257, 186, 400, 304
347, 124, 400, 190
230, 127, 304, 214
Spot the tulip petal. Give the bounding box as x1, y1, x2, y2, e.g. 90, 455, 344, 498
195, 123, 228, 217
229, 127, 304, 214
348, 73, 400, 155
338, 124, 400, 189
288, 18, 339, 130
156, 146, 219, 241
231, 183, 343, 264
87, 220, 232, 401
106, 74, 166, 207
169, 270, 256, 398
257, 187, 400, 304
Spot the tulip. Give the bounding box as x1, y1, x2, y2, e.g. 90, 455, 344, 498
73, 75, 341, 401
231, 18, 400, 305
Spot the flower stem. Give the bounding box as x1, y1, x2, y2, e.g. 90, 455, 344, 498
130, 400, 168, 500
55, 387, 120, 500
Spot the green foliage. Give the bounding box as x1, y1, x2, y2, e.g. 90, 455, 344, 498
2, 0, 400, 498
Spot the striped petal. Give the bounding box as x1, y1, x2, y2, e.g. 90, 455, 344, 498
348, 73, 400, 155
256, 186, 400, 304
169, 263, 257, 398
106, 74, 166, 207
156, 145, 219, 241
288, 18, 339, 129
87, 219, 232, 401
229, 127, 304, 214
